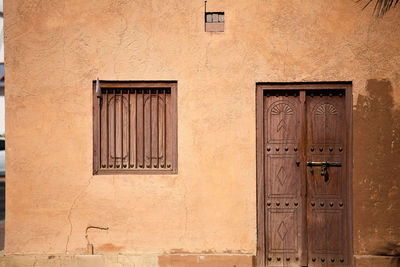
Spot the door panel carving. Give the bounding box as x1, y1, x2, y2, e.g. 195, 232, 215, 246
268, 208, 298, 252
267, 100, 298, 144
267, 155, 299, 198
311, 101, 344, 145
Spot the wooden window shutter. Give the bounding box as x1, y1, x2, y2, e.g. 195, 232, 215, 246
93, 81, 177, 174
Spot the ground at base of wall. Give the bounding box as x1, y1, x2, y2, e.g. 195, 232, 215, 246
0, 254, 255, 267
0, 254, 398, 267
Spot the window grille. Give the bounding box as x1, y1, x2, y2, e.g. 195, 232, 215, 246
93, 81, 177, 174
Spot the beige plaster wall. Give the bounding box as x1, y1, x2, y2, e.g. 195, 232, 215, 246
4, 0, 400, 260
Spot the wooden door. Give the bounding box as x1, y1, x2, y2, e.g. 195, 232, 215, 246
306, 92, 350, 266
262, 91, 306, 267
257, 83, 352, 267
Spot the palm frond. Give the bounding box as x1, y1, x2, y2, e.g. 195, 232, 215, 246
358, 0, 399, 17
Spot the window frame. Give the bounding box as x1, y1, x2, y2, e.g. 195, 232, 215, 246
93, 81, 178, 175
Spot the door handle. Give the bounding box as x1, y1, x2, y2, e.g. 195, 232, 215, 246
306, 161, 342, 181
306, 161, 342, 167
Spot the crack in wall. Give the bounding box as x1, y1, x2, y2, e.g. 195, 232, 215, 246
64, 176, 94, 253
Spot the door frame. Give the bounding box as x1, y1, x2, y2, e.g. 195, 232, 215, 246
256, 82, 353, 267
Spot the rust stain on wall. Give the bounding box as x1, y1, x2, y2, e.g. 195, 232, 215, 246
354, 79, 400, 256
96, 243, 124, 253
158, 255, 254, 267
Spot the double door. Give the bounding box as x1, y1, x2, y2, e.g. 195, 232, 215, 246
257, 83, 352, 267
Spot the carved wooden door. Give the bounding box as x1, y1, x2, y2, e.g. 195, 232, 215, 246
305, 92, 350, 267
263, 91, 306, 267
258, 84, 352, 267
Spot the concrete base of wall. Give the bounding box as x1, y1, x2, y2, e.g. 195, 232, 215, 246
0, 254, 398, 267
0, 254, 255, 267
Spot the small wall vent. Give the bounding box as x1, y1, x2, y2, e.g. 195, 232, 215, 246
205, 12, 224, 32
204, 0, 224, 32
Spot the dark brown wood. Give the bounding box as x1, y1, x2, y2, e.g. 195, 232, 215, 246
93, 81, 178, 175
257, 82, 350, 91
264, 91, 304, 267
120, 90, 123, 169
97, 90, 102, 170
256, 85, 265, 267
171, 83, 178, 173
93, 84, 101, 174
142, 89, 145, 169
345, 84, 354, 267
299, 90, 308, 267
149, 90, 152, 168
156, 89, 159, 168
113, 89, 116, 168
135, 90, 138, 168
163, 89, 167, 168
256, 83, 353, 267
106, 90, 109, 169
128, 89, 131, 168
98, 81, 176, 88
306, 91, 349, 267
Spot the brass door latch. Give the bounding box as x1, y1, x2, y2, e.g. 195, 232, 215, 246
306, 161, 342, 181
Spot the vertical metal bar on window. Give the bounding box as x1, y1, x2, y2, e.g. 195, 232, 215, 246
99, 92, 102, 168
142, 89, 145, 168
156, 89, 159, 168
135, 89, 137, 168
106, 90, 109, 168
114, 89, 116, 168
128, 89, 131, 168
163, 89, 167, 168
149, 89, 152, 168
120, 90, 123, 169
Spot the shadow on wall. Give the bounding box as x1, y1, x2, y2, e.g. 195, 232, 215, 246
354, 79, 400, 266
376, 242, 400, 266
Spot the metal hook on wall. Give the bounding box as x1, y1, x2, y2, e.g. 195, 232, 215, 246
204, 0, 207, 31
96, 77, 102, 98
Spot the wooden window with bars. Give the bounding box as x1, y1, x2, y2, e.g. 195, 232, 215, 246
93, 81, 177, 175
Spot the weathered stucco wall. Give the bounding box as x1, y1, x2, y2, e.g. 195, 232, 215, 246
4, 0, 400, 265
